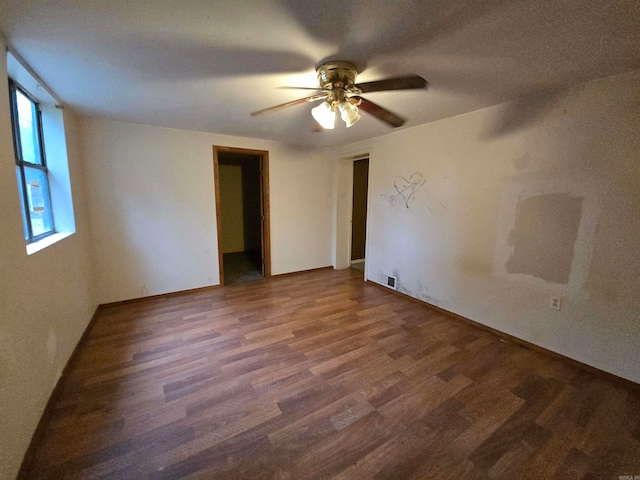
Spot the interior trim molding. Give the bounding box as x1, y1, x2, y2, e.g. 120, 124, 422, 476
100, 284, 222, 308
368, 281, 640, 391
272, 266, 334, 278
100, 267, 335, 309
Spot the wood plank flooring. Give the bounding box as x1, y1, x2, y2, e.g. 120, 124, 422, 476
24, 268, 640, 479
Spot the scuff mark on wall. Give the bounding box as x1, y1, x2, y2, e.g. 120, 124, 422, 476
514, 153, 531, 171
382, 173, 426, 209
47, 329, 57, 363
392, 269, 412, 296
417, 281, 451, 310
394, 277, 451, 310
380, 172, 447, 216
506, 193, 583, 284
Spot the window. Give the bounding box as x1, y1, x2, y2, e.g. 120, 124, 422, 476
7, 51, 76, 254
9, 79, 55, 242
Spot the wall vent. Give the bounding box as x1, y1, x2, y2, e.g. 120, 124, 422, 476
379, 273, 397, 291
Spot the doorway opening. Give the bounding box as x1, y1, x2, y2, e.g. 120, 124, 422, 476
213, 146, 270, 286
350, 158, 369, 276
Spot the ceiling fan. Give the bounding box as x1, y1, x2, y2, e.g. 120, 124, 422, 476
251, 61, 428, 129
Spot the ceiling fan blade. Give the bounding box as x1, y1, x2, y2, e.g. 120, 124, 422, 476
251, 94, 328, 116
355, 75, 428, 93
277, 86, 331, 92
354, 97, 407, 128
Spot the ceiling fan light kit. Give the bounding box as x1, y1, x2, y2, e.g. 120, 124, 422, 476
339, 101, 361, 128
251, 60, 428, 130
311, 101, 336, 129
311, 95, 361, 129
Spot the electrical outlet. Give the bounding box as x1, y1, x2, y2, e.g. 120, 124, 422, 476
549, 296, 562, 311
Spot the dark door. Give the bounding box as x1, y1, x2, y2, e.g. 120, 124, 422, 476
351, 158, 369, 261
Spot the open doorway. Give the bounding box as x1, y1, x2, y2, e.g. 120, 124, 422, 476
213, 146, 270, 286
350, 158, 369, 276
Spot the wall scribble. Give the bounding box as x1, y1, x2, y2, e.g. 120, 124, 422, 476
382, 172, 426, 208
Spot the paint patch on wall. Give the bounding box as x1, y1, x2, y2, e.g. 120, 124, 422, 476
506, 193, 583, 283
494, 174, 599, 293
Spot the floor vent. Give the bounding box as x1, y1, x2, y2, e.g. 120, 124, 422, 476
379, 274, 397, 290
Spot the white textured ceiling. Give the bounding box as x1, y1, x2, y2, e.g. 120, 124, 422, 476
1, 0, 639, 146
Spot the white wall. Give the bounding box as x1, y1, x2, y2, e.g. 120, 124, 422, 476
0, 43, 96, 479
336, 70, 640, 383
80, 118, 334, 303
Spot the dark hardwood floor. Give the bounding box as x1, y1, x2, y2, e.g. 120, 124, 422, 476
24, 268, 640, 479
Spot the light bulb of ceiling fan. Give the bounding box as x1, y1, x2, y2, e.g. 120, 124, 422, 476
311, 101, 335, 129
338, 101, 361, 128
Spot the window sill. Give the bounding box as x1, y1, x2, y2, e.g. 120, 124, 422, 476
26, 232, 73, 255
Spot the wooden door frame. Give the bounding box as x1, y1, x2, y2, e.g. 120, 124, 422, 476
333, 152, 370, 271
213, 146, 271, 286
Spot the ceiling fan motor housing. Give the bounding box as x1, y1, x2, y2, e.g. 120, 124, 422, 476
316, 61, 358, 90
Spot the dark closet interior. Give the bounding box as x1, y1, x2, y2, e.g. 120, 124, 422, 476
218, 152, 263, 285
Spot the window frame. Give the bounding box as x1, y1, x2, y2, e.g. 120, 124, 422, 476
8, 78, 55, 243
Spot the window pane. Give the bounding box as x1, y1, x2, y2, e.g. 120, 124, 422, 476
15, 167, 30, 240
15, 89, 43, 165
23, 166, 53, 237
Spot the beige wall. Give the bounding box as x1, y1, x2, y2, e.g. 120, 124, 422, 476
0, 42, 96, 479
80, 118, 334, 303
335, 70, 640, 383
219, 163, 245, 253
